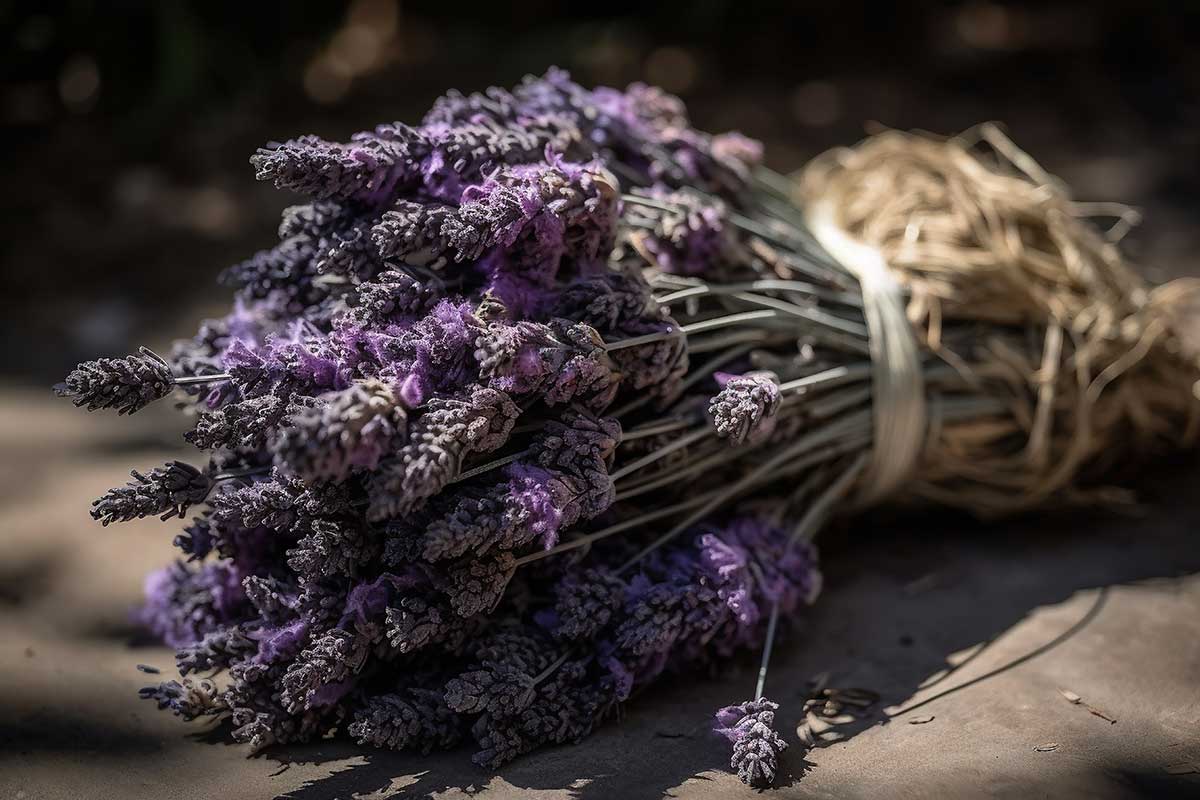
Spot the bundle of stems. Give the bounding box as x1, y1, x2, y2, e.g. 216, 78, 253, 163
56, 67, 1200, 789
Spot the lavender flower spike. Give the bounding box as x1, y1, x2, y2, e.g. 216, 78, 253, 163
713, 697, 789, 788
709, 372, 781, 445
92, 461, 213, 525
55, 348, 174, 415
273, 380, 407, 483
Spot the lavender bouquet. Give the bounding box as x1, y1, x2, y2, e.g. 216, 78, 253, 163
58, 69, 1200, 788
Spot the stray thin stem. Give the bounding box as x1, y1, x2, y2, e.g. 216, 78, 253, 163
755, 595, 782, 701
621, 417, 697, 442
174, 373, 232, 386
609, 427, 711, 482
515, 492, 719, 566
778, 364, 872, 393
790, 453, 868, 542
452, 450, 529, 484
211, 465, 271, 482
531, 652, 571, 685
603, 310, 780, 352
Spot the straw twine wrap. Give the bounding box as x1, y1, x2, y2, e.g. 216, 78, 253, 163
798, 124, 1200, 515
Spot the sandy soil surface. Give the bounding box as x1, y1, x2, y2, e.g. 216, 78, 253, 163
1, 387, 1198, 799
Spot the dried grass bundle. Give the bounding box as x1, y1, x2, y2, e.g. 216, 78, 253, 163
796, 125, 1200, 515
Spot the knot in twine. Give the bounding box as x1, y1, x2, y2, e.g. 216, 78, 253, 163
806, 198, 925, 506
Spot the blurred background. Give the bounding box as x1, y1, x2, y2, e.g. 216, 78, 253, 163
3, 0, 1200, 383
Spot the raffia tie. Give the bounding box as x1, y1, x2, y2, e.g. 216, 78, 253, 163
806, 199, 926, 506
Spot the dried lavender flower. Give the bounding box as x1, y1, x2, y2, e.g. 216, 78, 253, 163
548, 567, 625, 640
92, 461, 212, 525
186, 394, 297, 451
350, 688, 463, 753
55, 348, 174, 415
273, 380, 407, 483
713, 698, 788, 788
634, 188, 729, 276
445, 662, 537, 717
175, 626, 257, 676
709, 372, 781, 445
367, 385, 519, 520
139, 678, 227, 720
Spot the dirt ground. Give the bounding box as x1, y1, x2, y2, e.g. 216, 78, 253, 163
1, 387, 1198, 799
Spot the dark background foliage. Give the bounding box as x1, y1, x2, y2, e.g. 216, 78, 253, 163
3, 0, 1199, 380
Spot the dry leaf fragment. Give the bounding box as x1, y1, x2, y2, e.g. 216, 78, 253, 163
1034, 743, 1059, 752
1058, 688, 1082, 704
908, 715, 935, 724
1164, 763, 1200, 775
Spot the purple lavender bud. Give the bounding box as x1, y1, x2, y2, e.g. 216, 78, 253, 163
623, 82, 689, 129
606, 315, 689, 407
273, 380, 406, 483
137, 561, 248, 648
346, 270, 444, 326
474, 320, 619, 410
367, 300, 485, 403
220, 236, 321, 306
709, 372, 781, 445
286, 518, 376, 581
385, 595, 464, 654
223, 328, 340, 400
419, 117, 578, 202
241, 575, 300, 623
634, 188, 729, 276
551, 270, 655, 331
92, 461, 212, 525
445, 662, 536, 716
278, 200, 346, 240
713, 697, 788, 788
615, 580, 690, 657
210, 473, 302, 531
250, 618, 310, 666
313, 216, 380, 279
139, 678, 226, 720
542, 322, 621, 411
655, 127, 762, 197
185, 394, 297, 451
697, 533, 758, 629
504, 463, 564, 549
550, 568, 626, 640
279, 628, 370, 713
420, 493, 507, 562
175, 626, 257, 675
423, 84, 522, 127
446, 159, 618, 267
470, 656, 608, 768
173, 515, 215, 561
350, 688, 463, 754
532, 411, 620, 525
443, 178, 542, 262
367, 385, 519, 520
420, 462, 564, 562
251, 132, 413, 203
371, 200, 457, 269
446, 551, 517, 617
471, 718, 532, 769
711, 132, 763, 173
55, 349, 173, 415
